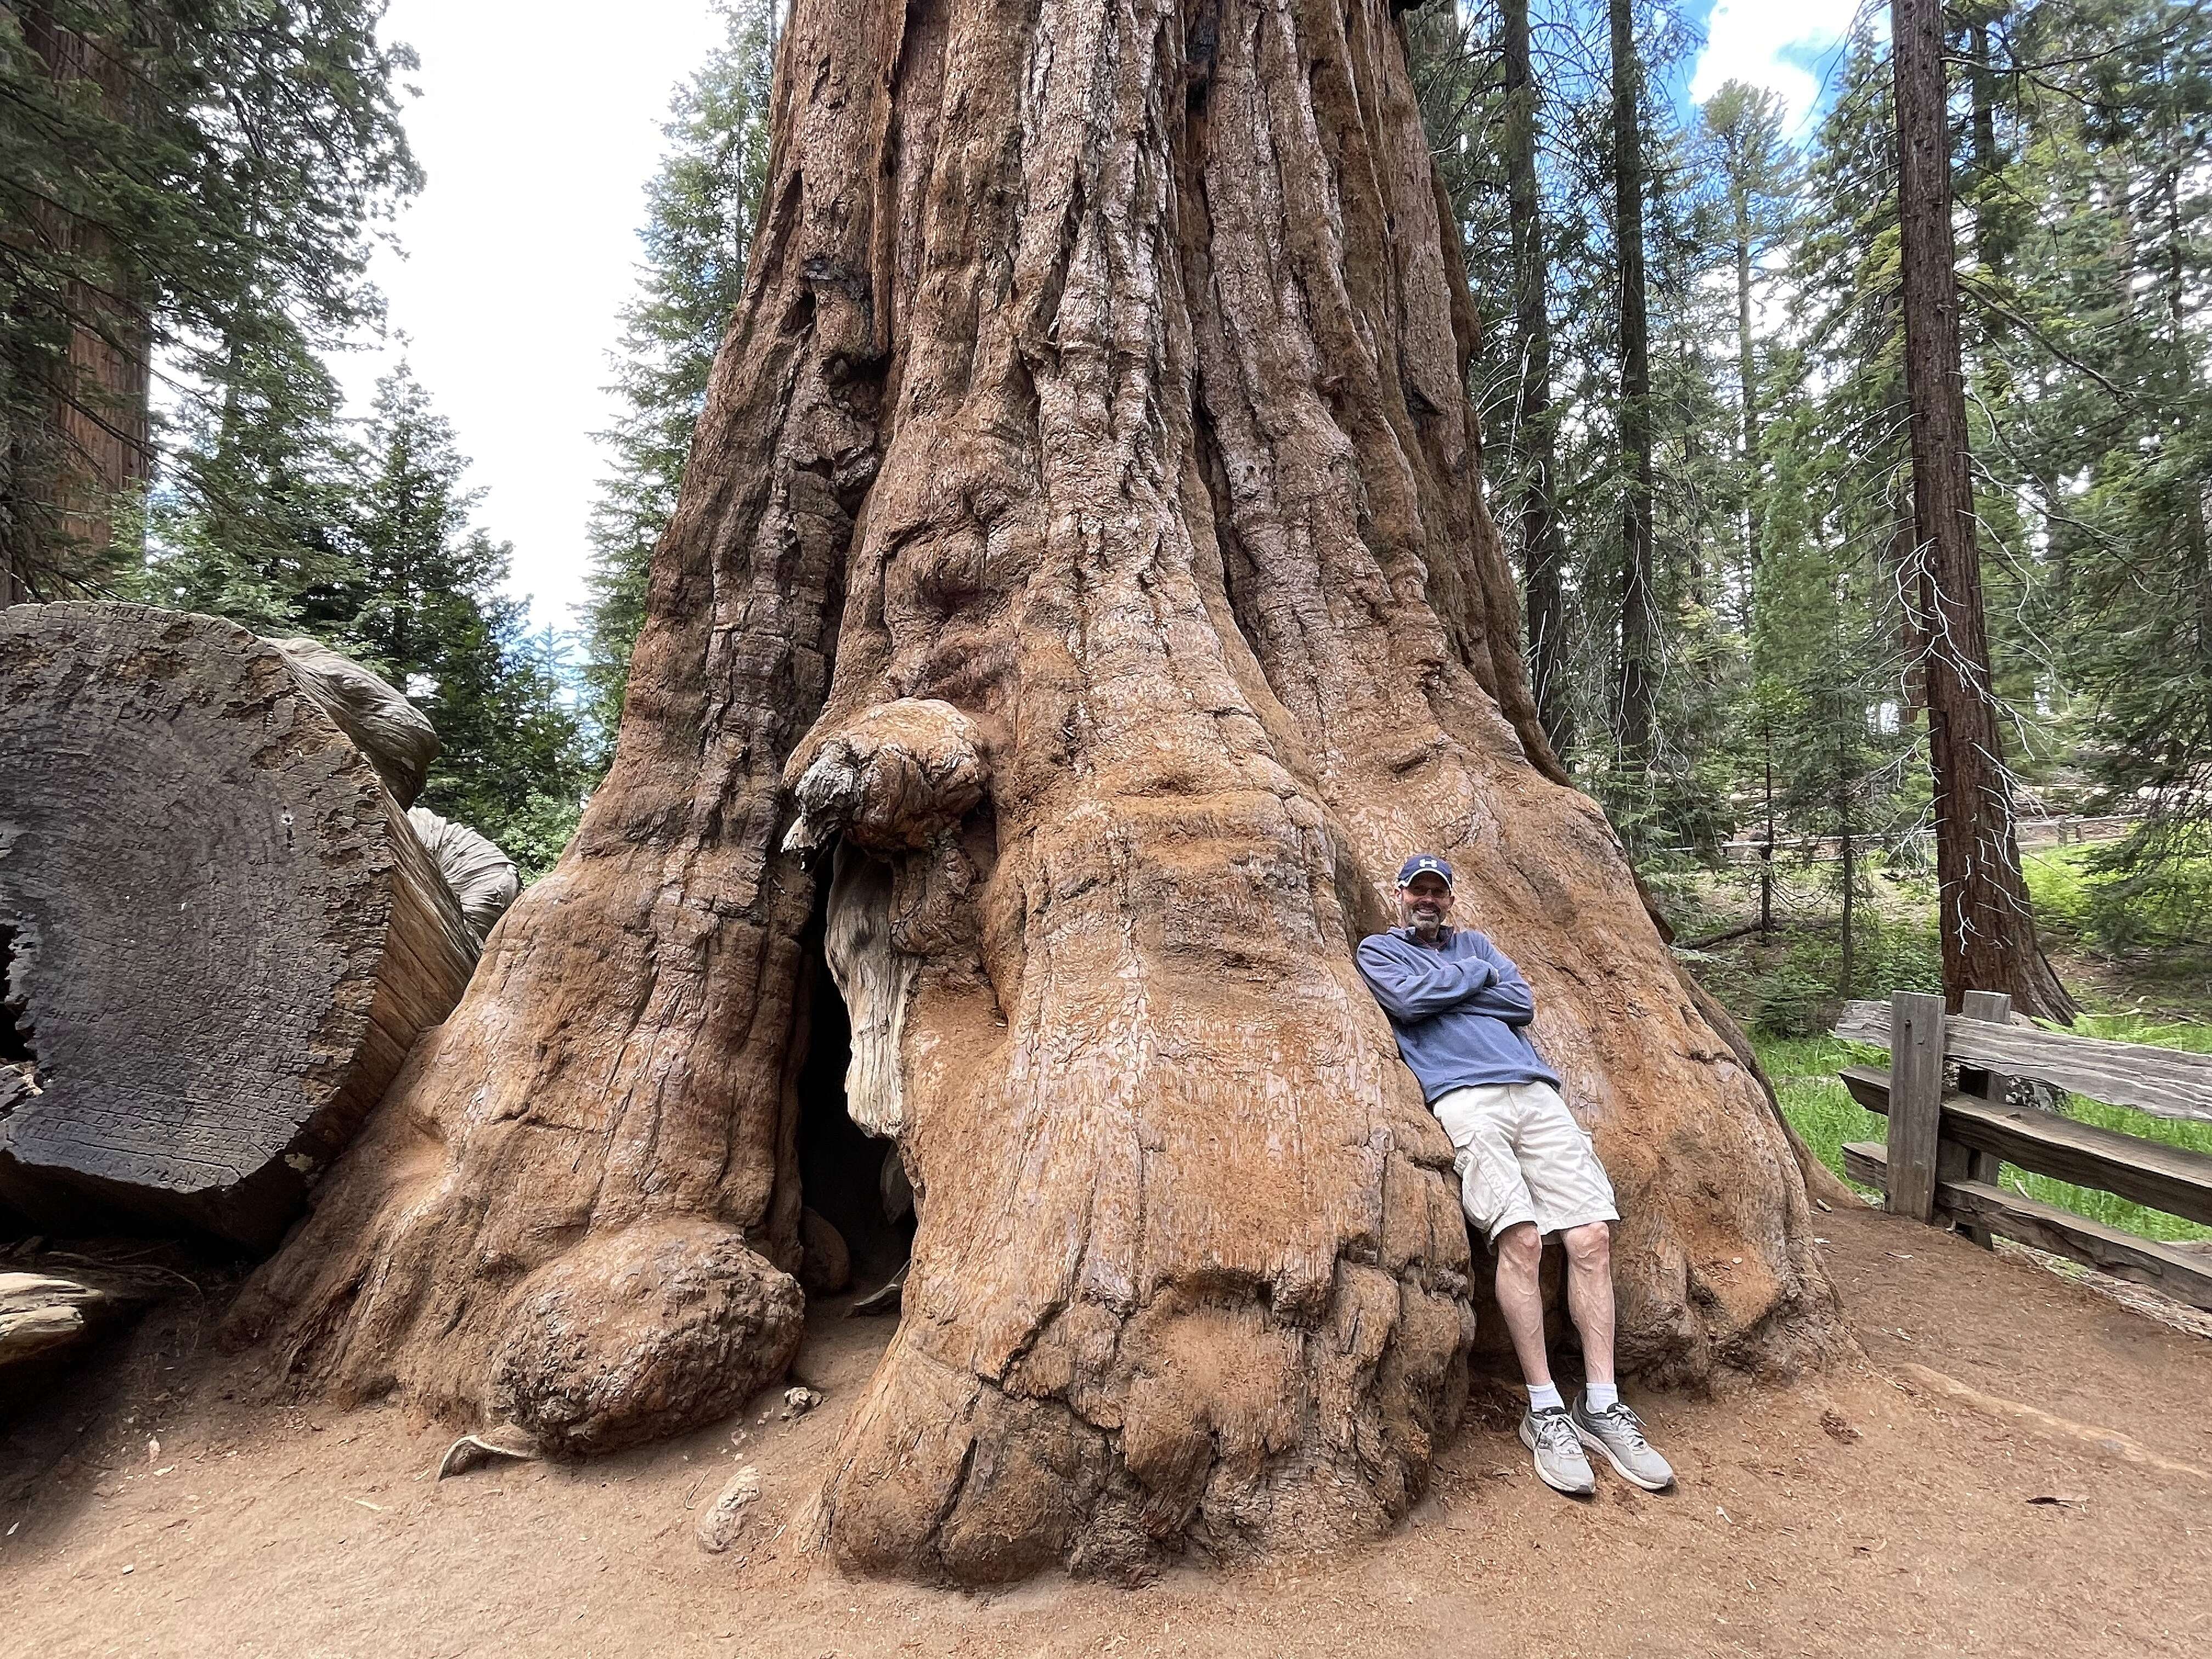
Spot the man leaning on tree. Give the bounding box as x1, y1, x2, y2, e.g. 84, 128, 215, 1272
1356, 854, 1676, 1498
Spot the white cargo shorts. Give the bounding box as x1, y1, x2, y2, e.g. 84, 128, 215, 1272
1431, 1080, 1619, 1246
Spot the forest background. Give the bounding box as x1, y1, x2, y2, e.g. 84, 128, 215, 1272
5, 0, 2210, 1222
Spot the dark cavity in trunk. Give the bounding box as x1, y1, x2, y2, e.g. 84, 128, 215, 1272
795, 894, 913, 1302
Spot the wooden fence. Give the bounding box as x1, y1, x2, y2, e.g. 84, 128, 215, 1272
1832, 990, 2212, 1313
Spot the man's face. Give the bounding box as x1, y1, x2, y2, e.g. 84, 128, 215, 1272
1397, 872, 1453, 938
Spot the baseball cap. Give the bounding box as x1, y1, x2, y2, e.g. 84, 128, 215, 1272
1396, 853, 1454, 889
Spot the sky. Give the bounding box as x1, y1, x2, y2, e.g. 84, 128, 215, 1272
337, 0, 729, 632
1688, 0, 1872, 137
352, 0, 1862, 635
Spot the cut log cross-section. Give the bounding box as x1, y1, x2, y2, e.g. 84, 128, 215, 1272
0, 603, 477, 1248
230, 0, 1843, 1584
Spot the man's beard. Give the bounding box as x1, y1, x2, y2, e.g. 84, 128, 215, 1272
1409, 905, 1444, 935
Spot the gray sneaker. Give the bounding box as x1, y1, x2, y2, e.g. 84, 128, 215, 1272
1518, 1406, 1596, 1496
1571, 1396, 1675, 1491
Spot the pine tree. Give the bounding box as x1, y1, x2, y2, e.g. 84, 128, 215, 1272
1, 1, 418, 602
1699, 80, 1795, 626
131, 321, 362, 631
1980, 0, 2212, 936
1894, 0, 2074, 1018
1609, 0, 1658, 769
328, 366, 586, 874
1500, 0, 1573, 759
1748, 24, 1925, 983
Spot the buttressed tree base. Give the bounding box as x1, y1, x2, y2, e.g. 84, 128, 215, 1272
229, 0, 1844, 1582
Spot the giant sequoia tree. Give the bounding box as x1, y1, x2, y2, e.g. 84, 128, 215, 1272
1892, 0, 2074, 1020
230, 0, 1841, 1582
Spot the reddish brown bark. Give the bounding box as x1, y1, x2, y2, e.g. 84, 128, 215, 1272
232, 0, 1842, 1582
4, 8, 153, 596
1892, 0, 2074, 1020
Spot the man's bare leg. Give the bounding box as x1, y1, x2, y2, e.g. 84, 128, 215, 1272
1493, 1221, 1553, 1387
1561, 1221, 1616, 1386
1558, 1218, 1673, 1488
1500, 1221, 1595, 1494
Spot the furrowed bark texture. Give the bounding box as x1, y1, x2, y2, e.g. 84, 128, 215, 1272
234, 0, 1841, 1580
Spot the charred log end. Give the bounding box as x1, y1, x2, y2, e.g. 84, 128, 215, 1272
0, 603, 476, 1249
487, 1220, 805, 1457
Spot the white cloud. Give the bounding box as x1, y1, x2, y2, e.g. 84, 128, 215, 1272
338, 1, 730, 633
1689, 0, 1869, 135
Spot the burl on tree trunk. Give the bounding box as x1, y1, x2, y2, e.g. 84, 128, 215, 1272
229, 0, 1842, 1579
0, 605, 477, 1248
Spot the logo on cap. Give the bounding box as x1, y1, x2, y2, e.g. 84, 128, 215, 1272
1396, 853, 1454, 889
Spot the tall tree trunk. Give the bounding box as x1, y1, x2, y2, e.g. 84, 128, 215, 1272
1609, 0, 1656, 765
1502, 0, 1571, 761
4, 7, 153, 598
1967, 8, 2012, 275
1892, 0, 2073, 1020
1837, 721, 1857, 997
1760, 732, 1776, 941
1733, 212, 1760, 618
1839, 822, 1856, 997
232, 0, 1842, 1583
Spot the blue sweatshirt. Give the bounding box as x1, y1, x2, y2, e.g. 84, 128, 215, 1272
1355, 925, 1560, 1102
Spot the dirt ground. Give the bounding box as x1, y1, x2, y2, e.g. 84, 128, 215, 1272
4, 1204, 2209, 1659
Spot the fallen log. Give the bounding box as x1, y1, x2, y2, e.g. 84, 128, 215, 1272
407, 806, 521, 945
264, 635, 438, 808
0, 1266, 168, 1376
0, 602, 478, 1248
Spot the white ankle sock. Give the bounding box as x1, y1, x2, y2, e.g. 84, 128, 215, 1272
1527, 1381, 1565, 1413
1584, 1381, 1619, 1412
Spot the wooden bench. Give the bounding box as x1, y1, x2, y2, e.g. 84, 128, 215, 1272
1835, 989, 2212, 1313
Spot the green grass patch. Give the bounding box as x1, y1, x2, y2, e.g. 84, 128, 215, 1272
1752, 1026, 2212, 1241
2007, 1016, 2212, 1240
1759, 1035, 1892, 1200
2024, 840, 2212, 958
2063, 1010, 2212, 1053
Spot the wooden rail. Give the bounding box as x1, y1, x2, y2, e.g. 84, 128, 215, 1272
1834, 989, 2212, 1313
1835, 998, 2212, 1124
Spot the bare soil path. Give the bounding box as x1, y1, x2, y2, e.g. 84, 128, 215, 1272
4, 1205, 2208, 1658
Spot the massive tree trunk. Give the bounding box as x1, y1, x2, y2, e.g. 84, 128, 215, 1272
0, 605, 477, 1247
1892, 0, 2074, 1020
1501, 0, 1571, 762
230, 0, 1842, 1582
1608, 0, 1657, 766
